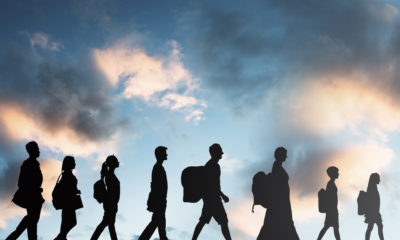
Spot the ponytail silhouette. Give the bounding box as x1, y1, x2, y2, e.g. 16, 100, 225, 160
91, 155, 120, 240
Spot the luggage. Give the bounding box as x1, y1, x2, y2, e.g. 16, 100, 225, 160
357, 190, 367, 215
181, 166, 205, 203
52, 174, 63, 210
252, 171, 273, 212
93, 179, 107, 203
12, 188, 28, 208
318, 188, 327, 213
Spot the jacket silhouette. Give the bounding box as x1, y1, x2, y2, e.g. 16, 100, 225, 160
7, 141, 44, 240
139, 146, 169, 240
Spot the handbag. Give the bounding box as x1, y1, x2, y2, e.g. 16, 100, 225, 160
73, 194, 84, 210
52, 174, 63, 210
12, 188, 28, 208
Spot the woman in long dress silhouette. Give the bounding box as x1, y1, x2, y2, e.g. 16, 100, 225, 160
257, 147, 299, 240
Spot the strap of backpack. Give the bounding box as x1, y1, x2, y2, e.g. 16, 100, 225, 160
56, 173, 62, 184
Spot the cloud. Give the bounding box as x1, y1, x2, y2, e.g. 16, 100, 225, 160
0, 45, 125, 143
0, 43, 124, 226
179, 0, 400, 113
0, 104, 118, 158
275, 73, 400, 140
93, 39, 206, 122
219, 154, 245, 175
29, 32, 63, 51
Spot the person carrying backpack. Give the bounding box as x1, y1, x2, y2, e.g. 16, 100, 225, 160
192, 143, 232, 240
257, 147, 299, 240
53, 156, 82, 240
364, 173, 384, 240
91, 155, 120, 240
317, 166, 341, 240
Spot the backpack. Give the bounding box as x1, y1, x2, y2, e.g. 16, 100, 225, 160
357, 190, 367, 215
318, 188, 327, 213
52, 174, 63, 210
93, 179, 107, 203
251, 171, 273, 212
181, 166, 206, 203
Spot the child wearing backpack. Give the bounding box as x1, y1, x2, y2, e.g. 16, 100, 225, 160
91, 155, 120, 240
364, 173, 384, 240
317, 166, 341, 240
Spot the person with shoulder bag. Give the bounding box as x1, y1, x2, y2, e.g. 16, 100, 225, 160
53, 156, 83, 240
7, 141, 45, 240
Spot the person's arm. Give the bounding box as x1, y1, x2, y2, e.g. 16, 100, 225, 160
218, 165, 229, 202
220, 191, 229, 202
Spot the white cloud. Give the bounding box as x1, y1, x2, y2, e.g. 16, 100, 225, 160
278, 72, 400, 139
0, 104, 118, 162
220, 154, 244, 174
29, 32, 62, 51
93, 39, 206, 122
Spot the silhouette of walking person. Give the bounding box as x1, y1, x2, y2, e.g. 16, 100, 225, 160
257, 147, 299, 240
364, 173, 384, 240
53, 156, 82, 240
139, 146, 169, 240
6, 141, 45, 240
192, 143, 232, 240
317, 166, 341, 240
91, 155, 120, 240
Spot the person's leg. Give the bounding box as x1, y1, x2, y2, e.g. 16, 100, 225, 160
156, 211, 168, 240
377, 222, 384, 240
192, 221, 206, 240
138, 213, 158, 240
58, 209, 77, 239
365, 223, 374, 240
221, 223, 232, 240
107, 211, 118, 240
90, 214, 108, 240
6, 213, 30, 240
333, 226, 341, 240
26, 204, 42, 240
317, 226, 329, 240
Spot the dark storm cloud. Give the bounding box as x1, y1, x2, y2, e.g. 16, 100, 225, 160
0, 43, 126, 203
0, 44, 126, 141
180, 0, 400, 111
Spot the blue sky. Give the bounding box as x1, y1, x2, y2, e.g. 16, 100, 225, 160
1, 0, 400, 239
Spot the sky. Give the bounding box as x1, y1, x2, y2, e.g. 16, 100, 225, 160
1, 0, 400, 239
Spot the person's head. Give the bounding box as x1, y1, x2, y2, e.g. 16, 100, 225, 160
26, 141, 40, 158
62, 156, 76, 171
274, 147, 287, 162
101, 155, 119, 178
106, 155, 119, 169
155, 146, 168, 162
209, 143, 223, 160
369, 173, 380, 185
327, 166, 339, 179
